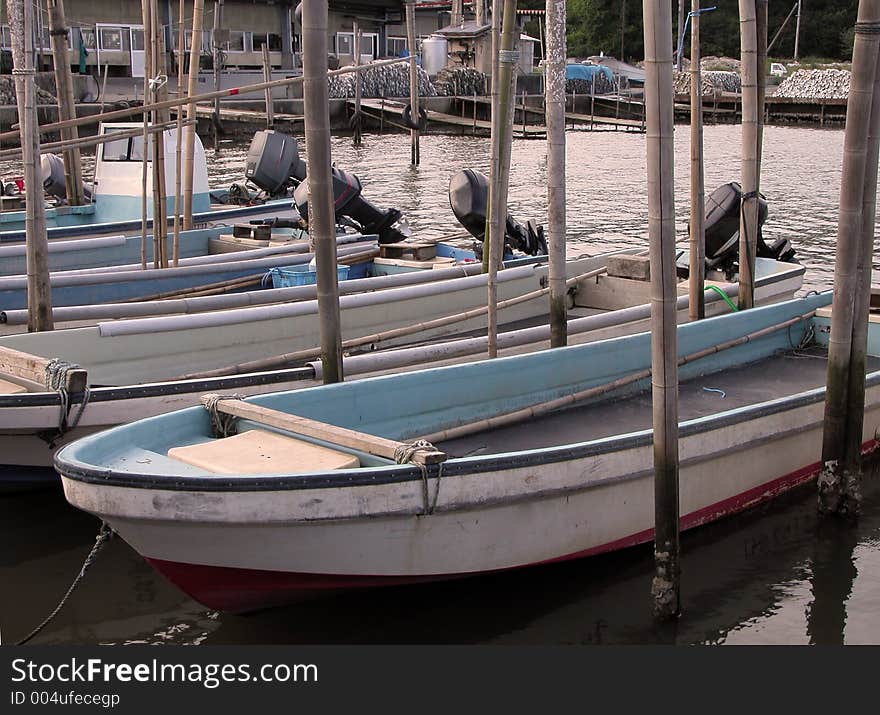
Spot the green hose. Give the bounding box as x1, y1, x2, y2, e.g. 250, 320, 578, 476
706, 285, 739, 312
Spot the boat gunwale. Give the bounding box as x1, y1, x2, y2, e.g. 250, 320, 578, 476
55, 340, 872, 495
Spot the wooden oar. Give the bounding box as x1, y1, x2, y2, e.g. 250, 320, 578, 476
415, 311, 817, 444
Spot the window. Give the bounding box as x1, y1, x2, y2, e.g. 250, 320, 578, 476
184, 30, 211, 51
224, 30, 246, 52
129, 134, 153, 161
98, 27, 124, 51
0, 26, 11, 49
335, 32, 353, 56
101, 134, 132, 162
130, 28, 144, 52
253, 32, 282, 51
79, 28, 96, 50
267, 33, 282, 51
101, 130, 152, 162
387, 36, 407, 57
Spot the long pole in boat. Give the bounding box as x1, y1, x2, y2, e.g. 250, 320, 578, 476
302, 0, 343, 383
150, 0, 169, 269
404, 1, 420, 166
737, 0, 759, 310
352, 20, 362, 146
756, 0, 767, 188
182, 0, 205, 230
45, 0, 85, 206
546, 0, 567, 347
643, 0, 680, 619
9, 0, 54, 332
212, 0, 223, 155
172, 0, 185, 266
688, 0, 705, 321
486, 0, 519, 359
484, 0, 501, 275
140, 0, 153, 270
262, 43, 274, 129
820, 0, 880, 517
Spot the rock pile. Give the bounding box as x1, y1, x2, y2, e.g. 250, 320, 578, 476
564, 72, 615, 96
775, 69, 850, 99
328, 62, 437, 99
0, 76, 57, 105
673, 70, 741, 95
432, 67, 488, 97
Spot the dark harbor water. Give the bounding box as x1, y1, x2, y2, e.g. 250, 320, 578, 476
2, 124, 880, 645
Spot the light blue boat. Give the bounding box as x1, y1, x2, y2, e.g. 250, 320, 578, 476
55, 292, 880, 613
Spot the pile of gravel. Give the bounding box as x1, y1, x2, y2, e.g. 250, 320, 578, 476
775, 69, 850, 99
432, 67, 488, 97
564, 72, 615, 96
0, 76, 57, 105
328, 62, 437, 99
673, 70, 741, 95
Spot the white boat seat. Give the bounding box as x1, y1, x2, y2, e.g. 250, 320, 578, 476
167, 428, 360, 475
0, 377, 28, 395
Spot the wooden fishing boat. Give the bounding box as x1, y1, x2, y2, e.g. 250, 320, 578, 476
57, 293, 877, 613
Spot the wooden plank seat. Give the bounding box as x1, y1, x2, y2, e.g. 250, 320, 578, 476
0, 346, 87, 394
168, 429, 360, 475
200, 394, 447, 466
378, 242, 437, 261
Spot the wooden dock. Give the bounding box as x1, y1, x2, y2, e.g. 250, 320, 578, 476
171, 104, 304, 125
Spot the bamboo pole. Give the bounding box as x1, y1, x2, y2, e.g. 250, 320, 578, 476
794, 0, 802, 60
0, 56, 411, 143
405, 2, 420, 166
677, 0, 685, 70
262, 43, 274, 129
302, 0, 343, 384
172, 0, 186, 266
737, 0, 759, 310
183, 0, 205, 230
486, 0, 519, 359
756, 0, 767, 184
45, 0, 85, 206
546, 0, 567, 347
352, 21, 362, 146
212, 0, 223, 154
9, 0, 54, 332
643, 0, 680, 620
150, 0, 169, 269
484, 1, 501, 275
140, 0, 153, 271
820, 0, 880, 517
689, 0, 705, 321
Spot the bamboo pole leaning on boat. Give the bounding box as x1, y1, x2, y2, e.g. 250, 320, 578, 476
150, 0, 170, 269
486, 0, 519, 359
484, 0, 502, 275
0, 56, 411, 143
405, 1, 420, 166
643, 0, 680, 619
45, 0, 85, 206
546, 0, 567, 346
737, 0, 760, 310
262, 43, 274, 129
302, 0, 343, 384
689, 0, 706, 321
183, 0, 205, 230
173, 0, 186, 266
352, 21, 362, 146
8, 0, 54, 331
212, 0, 224, 154
820, 0, 880, 517
140, 0, 153, 271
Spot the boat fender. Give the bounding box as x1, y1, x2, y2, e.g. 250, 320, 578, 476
402, 104, 428, 131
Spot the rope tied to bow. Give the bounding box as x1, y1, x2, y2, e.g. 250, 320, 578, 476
44, 358, 90, 434
203, 393, 245, 437
394, 439, 443, 515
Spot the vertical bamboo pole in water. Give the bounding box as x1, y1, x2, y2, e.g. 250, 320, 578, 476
262, 43, 274, 129
643, 0, 680, 619
405, 2, 420, 166
688, 0, 705, 321
756, 0, 767, 187
9, 0, 54, 332
150, 0, 169, 268
46, 0, 85, 206
172, 0, 185, 266
353, 21, 362, 146
140, 0, 153, 270
676, 0, 685, 70
302, 0, 343, 384
546, 0, 567, 347
484, 0, 501, 274
737, 0, 759, 310
212, 0, 223, 155
820, 0, 880, 516
486, 0, 518, 359
183, 0, 205, 229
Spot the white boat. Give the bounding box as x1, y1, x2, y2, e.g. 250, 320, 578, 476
56, 292, 877, 613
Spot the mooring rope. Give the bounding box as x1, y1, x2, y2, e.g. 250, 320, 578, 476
203, 393, 245, 437
17, 523, 113, 645
44, 358, 91, 434
394, 439, 442, 515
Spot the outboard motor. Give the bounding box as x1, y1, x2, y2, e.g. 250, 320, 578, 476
39, 153, 92, 203
294, 167, 411, 244
698, 181, 795, 274
448, 169, 548, 258
243, 130, 307, 196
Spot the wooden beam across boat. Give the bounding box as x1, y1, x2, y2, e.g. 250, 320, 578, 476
200, 394, 447, 466
0, 345, 87, 393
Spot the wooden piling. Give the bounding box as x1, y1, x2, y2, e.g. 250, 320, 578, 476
302, 0, 343, 384
150, 0, 169, 269
352, 21, 362, 146
484, 0, 502, 274
643, 0, 680, 620
183, 0, 205, 229
820, 0, 880, 517
486, 0, 519, 359
262, 43, 275, 129
140, 0, 152, 271
405, 2, 420, 166
737, 0, 759, 310
212, 0, 224, 154
546, 0, 567, 347
689, 0, 705, 321
756, 0, 767, 191
172, 0, 186, 266
9, 0, 54, 331
45, 0, 85, 206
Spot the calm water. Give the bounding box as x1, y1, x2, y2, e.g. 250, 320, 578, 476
2, 124, 880, 645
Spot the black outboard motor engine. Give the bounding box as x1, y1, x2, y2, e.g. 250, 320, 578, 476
294, 167, 410, 244
700, 181, 795, 274
39, 153, 93, 203
243, 130, 307, 196
448, 169, 547, 258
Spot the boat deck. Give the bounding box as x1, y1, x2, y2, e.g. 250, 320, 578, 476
438, 348, 879, 457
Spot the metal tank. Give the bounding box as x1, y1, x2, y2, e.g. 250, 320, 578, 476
420, 34, 448, 76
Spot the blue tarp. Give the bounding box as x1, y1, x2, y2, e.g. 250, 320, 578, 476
565, 64, 614, 83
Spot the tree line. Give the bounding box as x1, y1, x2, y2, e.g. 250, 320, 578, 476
518, 1, 859, 63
